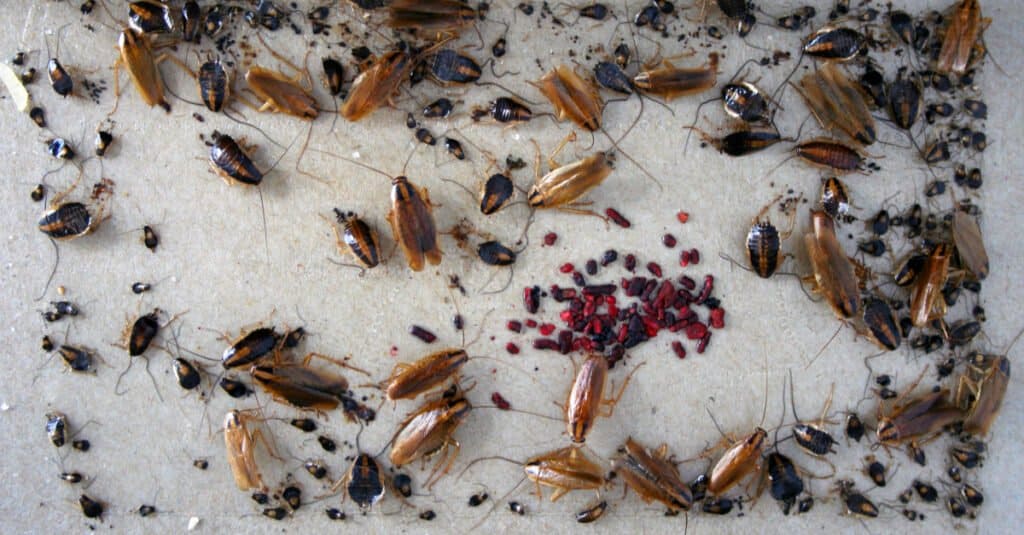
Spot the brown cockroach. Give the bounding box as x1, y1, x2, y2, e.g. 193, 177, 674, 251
223, 410, 277, 491
527, 132, 614, 214
803, 209, 860, 319
708, 427, 768, 496
388, 387, 471, 488
951, 206, 989, 280
633, 53, 718, 100
565, 354, 644, 444
936, 0, 988, 75
875, 388, 962, 447
386, 0, 477, 34
244, 37, 318, 120
909, 243, 952, 327
795, 63, 876, 146
341, 48, 414, 121
323, 209, 381, 270
250, 353, 370, 415
524, 446, 607, 502
957, 353, 1009, 436
532, 64, 603, 132
98, 1, 170, 114
388, 176, 443, 272
383, 348, 469, 401
795, 139, 865, 172
612, 437, 693, 512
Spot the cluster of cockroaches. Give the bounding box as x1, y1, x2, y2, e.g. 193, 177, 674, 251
14, 0, 1009, 528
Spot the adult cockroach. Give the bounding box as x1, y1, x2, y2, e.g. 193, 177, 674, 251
633, 53, 719, 100
387, 0, 477, 34
564, 354, 644, 444
388, 387, 471, 488
909, 243, 952, 327
523, 446, 607, 501
936, 0, 987, 75
705, 365, 771, 497
876, 380, 962, 447
101, 0, 172, 114
532, 64, 603, 132
803, 209, 859, 319
951, 206, 989, 280
323, 209, 381, 271
795, 63, 876, 145
383, 348, 469, 401
250, 353, 371, 417
956, 326, 1017, 436
128, 1, 174, 34
341, 44, 422, 121
244, 37, 318, 119
527, 132, 613, 216
612, 437, 692, 512
860, 297, 901, 351
223, 410, 276, 491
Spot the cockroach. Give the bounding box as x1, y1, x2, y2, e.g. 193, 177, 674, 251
290, 418, 317, 432
387, 0, 477, 33
282, 327, 305, 349
523, 446, 607, 501
937, 0, 986, 75
846, 413, 865, 442
423, 49, 483, 85
956, 351, 1011, 436
633, 53, 718, 100
245, 54, 318, 119
951, 208, 988, 280
334, 453, 385, 510
961, 484, 983, 507
577, 3, 610, 20
415, 128, 437, 146
694, 128, 782, 157
795, 140, 864, 172
837, 480, 878, 518
132, 282, 151, 294
108, 12, 171, 113
909, 243, 952, 327
196, 58, 230, 113
468, 492, 488, 506
194, 459, 209, 470
710, 0, 755, 36
59, 345, 96, 373
947, 320, 981, 347
138, 504, 156, 517
634, 4, 662, 29
389, 389, 471, 488
796, 63, 876, 145
283, 485, 302, 511
964, 99, 987, 119
125, 309, 161, 356
181, 1, 201, 42
612, 437, 692, 512
444, 138, 465, 160
820, 177, 850, 219
474, 96, 533, 123
321, 58, 344, 97
876, 388, 962, 446
707, 427, 768, 496
326, 209, 381, 269
565, 354, 643, 444
575, 500, 608, 523
527, 133, 613, 212
532, 65, 602, 132
593, 61, 634, 94
869, 210, 890, 236
251, 355, 367, 414
477, 173, 514, 215
221, 326, 282, 369
508, 501, 525, 515
128, 1, 174, 34
744, 196, 793, 278
72, 439, 90, 452
419, 510, 437, 520
46, 138, 75, 160
262, 507, 287, 520
207, 132, 272, 186
950, 441, 985, 468
384, 348, 468, 401
893, 253, 926, 286
223, 410, 274, 491
766, 452, 804, 515
861, 298, 901, 351
864, 455, 887, 486
777, 6, 815, 32
803, 209, 859, 319
393, 473, 413, 497
304, 459, 328, 481
341, 48, 414, 121
387, 176, 442, 272
48, 58, 73, 98
220, 377, 252, 398
174, 358, 202, 390
788, 372, 838, 456
250, 491, 267, 502
478, 241, 517, 266
912, 479, 939, 502
492, 37, 507, 58
139, 225, 159, 252
79, 494, 105, 519
94, 127, 113, 158
46, 411, 68, 447
722, 81, 770, 123
702, 497, 735, 515
803, 26, 864, 60
424, 98, 454, 118
923, 139, 950, 164
888, 70, 922, 130
889, 10, 914, 44
30, 107, 46, 128
42, 335, 55, 351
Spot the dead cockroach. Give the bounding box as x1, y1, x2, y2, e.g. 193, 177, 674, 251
692, 128, 783, 157
181, 1, 201, 42
46, 411, 68, 447
389, 387, 471, 488
708, 0, 756, 37
888, 69, 922, 131
58, 344, 97, 373
936, 0, 987, 75
107, 9, 171, 113
196, 57, 231, 113
803, 209, 860, 319
956, 350, 1012, 436
472, 96, 534, 124
796, 63, 876, 145
387, 0, 477, 34
765, 451, 805, 515
820, 176, 851, 219
324, 209, 381, 270
37, 176, 111, 240
575, 500, 607, 523
612, 437, 692, 512
223, 410, 275, 491
79, 494, 105, 519
339, 453, 386, 510
952, 207, 989, 280
174, 358, 202, 390
94, 122, 114, 157
30, 107, 46, 129
532, 64, 602, 132
221, 326, 282, 369
387, 176, 442, 272
788, 372, 838, 457
593, 60, 634, 95
722, 81, 771, 123
220, 377, 252, 398
341, 47, 415, 121
128, 1, 174, 35
46, 138, 75, 160
251, 353, 371, 419
864, 455, 887, 486
565, 353, 644, 444
964, 98, 987, 119
527, 133, 613, 215
803, 26, 865, 61
861, 297, 901, 351
707, 427, 768, 496
423, 49, 485, 85
321, 58, 344, 97
523, 446, 607, 502
245, 49, 318, 119
909, 243, 952, 327
383, 348, 469, 401
894, 253, 926, 287
794, 140, 865, 172
477, 241, 517, 266
950, 440, 986, 468
423, 97, 455, 118
837, 480, 878, 518
876, 387, 962, 447
745, 195, 794, 278
46, 27, 73, 98
633, 53, 719, 101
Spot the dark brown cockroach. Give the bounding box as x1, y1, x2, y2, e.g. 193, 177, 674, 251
820, 177, 851, 219
477, 241, 517, 266
326, 209, 381, 269
181, 1, 201, 42
415, 128, 437, 146
961, 484, 983, 507
38, 176, 111, 240
383, 348, 468, 401
889, 10, 914, 44
909, 243, 952, 327
528, 133, 614, 212
282, 485, 302, 511
633, 53, 719, 100
796, 63, 876, 145
861, 297, 901, 351
804, 209, 859, 319
47, 55, 73, 98
594, 61, 633, 95
745, 196, 793, 278
424, 97, 454, 118
338, 453, 386, 510
795, 140, 864, 172
251, 361, 352, 412
722, 81, 770, 123
220, 377, 252, 398
937, 0, 987, 75
956, 351, 1011, 436
473, 173, 514, 215
322, 58, 344, 97
766, 452, 805, 515
174, 358, 202, 390
197, 58, 230, 113
894, 253, 926, 286
224, 410, 275, 491
444, 138, 465, 160
341, 48, 414, 121
913, 480, 939, 502
693, 128, 783, 157
30, 107, 46, 129
423, 49, 483, 85
950, 441, 986, 468
208, 133, 264, 186
565, 354, 644, 444
290, 418, 317, 433
837, 480, 878, 518
141, 225, 158, 252
388, 176, 442, 272
951, 207, 989, 280
612, 437, 692, 512
262, 506, 287, 520
58, 345, 96, 373
923, 139, 950, 164
125, 309, 161, 357
523, 446, 607, 502
128, 1, 174, 34
46, 411, 68, 447
389, 389, 471, 488
387, 0, 476, 33
803, 26, 865, 61
221, 326, 282, 369
876, 388, 962, 446
575, 500, 607, 523
788, 372, 838, 457
94, 125, 114, 158
532, 65, 603, 132
964, 99, 987, 119
864, 455, 887, 486
888, 69, 922, 130
473, 96, 534, 124
79, 494, 105, 519
707, 427, 768, 496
